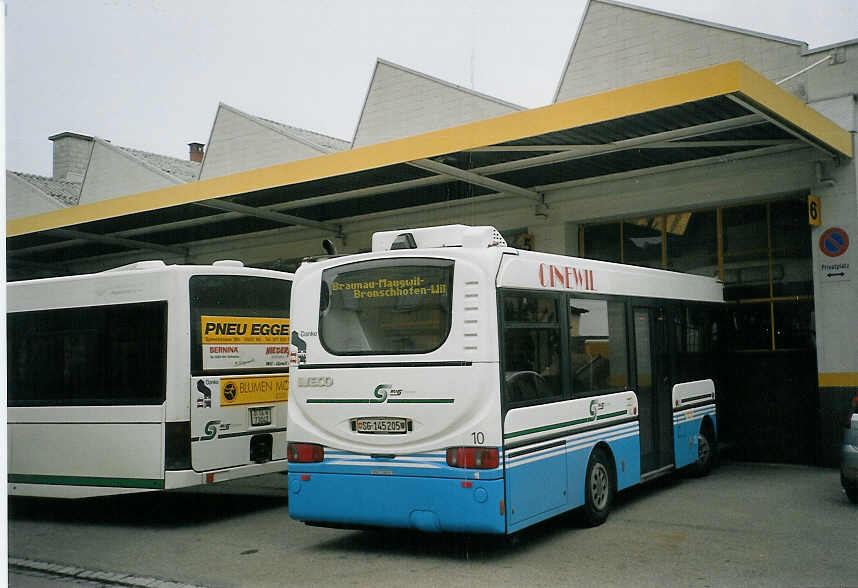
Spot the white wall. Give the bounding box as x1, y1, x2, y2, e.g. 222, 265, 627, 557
199, 106, 330, 180
352, 60, 521, 148
811, 136, 858, 376
50, 134, 93, 182
5, 172, 65, 220
555, 0, 806, 102
810, 95, 857, 133
78, 141, 180, 205
804, 44, 858, 104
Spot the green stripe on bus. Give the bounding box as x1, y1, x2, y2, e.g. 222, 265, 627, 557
597, 410, 628, 420
307, 399, 454, 404
681, 394, 713, 404
505, 410, 629, 438
504, 416, 595, 439
388, 399, 454, 404
9, 474, 165, 489
306, 399, 376, 403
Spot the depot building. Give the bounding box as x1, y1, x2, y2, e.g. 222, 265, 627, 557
7, 1, 857, 465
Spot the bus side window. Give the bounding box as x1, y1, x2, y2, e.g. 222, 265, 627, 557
502, 293, 562, 405
568, 298, 628, 396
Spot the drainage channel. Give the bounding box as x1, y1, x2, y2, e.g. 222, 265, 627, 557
10, 558, 208, 588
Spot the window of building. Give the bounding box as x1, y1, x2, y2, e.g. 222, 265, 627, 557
667, 210, 717, 276
579, 197, 813, 352
581, 222, 621, 263
623, 217, 664, 269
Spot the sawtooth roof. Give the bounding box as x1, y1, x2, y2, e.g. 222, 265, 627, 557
8, 170, 82, 206
114, 144, 200, 183
220, 103, 350, 154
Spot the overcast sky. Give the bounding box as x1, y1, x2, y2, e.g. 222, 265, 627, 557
6, 0, 858, 176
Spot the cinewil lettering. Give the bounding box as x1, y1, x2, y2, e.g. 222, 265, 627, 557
538, 263, 596, 291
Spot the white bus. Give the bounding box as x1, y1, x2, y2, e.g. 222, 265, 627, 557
7, 260, 293, 498
286, 225, 724, 535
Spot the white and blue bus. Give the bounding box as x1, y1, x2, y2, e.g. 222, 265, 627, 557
8, 260, 293, 498
286, 225, 723, 534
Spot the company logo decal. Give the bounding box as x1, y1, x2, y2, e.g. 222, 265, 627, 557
373, 384, 396, 402
198, 419, 232, 441
196, 379, 213, 408
291, 331, 308, 365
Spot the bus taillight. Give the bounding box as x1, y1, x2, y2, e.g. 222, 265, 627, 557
288, 443, 324, 463
446, 447, 499, 469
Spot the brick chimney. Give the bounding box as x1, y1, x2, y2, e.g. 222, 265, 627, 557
188, 142, 204, 163
48, 132, 94, 182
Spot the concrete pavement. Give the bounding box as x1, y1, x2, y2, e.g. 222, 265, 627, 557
8, 462, 857, 587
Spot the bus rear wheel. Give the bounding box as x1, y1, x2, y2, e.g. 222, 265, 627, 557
691, 426, 715, 477
582, 447, 614, 527
845, 482, 858, 505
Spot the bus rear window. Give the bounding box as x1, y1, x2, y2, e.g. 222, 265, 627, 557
319, 259, 454, 355
190, 275, 291, 375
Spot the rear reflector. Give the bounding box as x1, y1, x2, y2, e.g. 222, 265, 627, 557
288, 443, 324, 463
446, 447, 499, 469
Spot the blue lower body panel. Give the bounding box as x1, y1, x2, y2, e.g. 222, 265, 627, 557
288, 472, 507, 534
504, 422, 641, 534
673, 406, 717, 469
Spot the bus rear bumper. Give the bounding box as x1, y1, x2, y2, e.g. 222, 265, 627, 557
166, 459, 288, 489
287, 472, 507, 534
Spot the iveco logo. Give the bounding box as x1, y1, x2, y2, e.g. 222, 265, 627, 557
298, 376, 334, 387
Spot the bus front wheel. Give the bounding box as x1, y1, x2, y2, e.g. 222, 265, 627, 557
582, 446, 614, 527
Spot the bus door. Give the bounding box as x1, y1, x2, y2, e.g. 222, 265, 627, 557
633, 304, 674, 475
